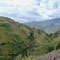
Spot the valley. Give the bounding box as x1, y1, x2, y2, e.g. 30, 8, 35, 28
25, 18, 60, 34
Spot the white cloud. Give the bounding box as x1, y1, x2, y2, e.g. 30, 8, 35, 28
1, 0, 34, 6
0, 0, 60, 22
37, 0, 60, 19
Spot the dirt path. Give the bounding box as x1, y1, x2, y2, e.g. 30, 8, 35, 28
33, 52, 60, 60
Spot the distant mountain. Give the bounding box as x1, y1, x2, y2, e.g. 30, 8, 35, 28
25, 18, 60, 33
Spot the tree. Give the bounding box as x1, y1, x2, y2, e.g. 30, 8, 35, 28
28, 29, 35, 56
29, 29, 35, 40
37, 29, 41, 34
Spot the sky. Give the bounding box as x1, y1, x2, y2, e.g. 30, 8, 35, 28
0, 0, 60, 22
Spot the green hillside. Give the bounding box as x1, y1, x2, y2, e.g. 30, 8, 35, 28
0, 17, 50, 60
33, 32, 60, 60
0, 17, 60, 60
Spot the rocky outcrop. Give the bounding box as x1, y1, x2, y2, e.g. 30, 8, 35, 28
34, 52, 60, 60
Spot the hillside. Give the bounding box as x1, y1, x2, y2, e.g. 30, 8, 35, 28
0, 17, 60, 60
25, 18, 60, 34
33, 32, 60, 60
0, 17, 49, 60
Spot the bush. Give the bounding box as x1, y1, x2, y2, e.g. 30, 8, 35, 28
55, 41, 60, 50
45, 44, 54, 53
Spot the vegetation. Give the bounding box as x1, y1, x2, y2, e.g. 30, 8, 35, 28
25, 18, 60, 34
0, 17, 60, 60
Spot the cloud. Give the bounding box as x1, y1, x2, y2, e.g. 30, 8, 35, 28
37, 0, 60, 19
0, 0, 60, 22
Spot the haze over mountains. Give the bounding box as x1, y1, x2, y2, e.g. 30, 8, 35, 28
25, 18, 60, 33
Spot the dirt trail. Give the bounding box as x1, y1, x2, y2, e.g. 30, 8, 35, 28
33, 52, 60, 60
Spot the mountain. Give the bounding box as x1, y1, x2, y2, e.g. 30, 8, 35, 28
0, 17, 60, 60
0, 17, 49, 60
25, 18, 60, 34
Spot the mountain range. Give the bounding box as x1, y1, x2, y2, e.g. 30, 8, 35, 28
25, 18, 60, 34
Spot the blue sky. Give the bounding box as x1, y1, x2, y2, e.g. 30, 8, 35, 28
0, 0, 60, 22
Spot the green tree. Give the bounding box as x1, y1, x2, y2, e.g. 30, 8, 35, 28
28, 29, 35, 56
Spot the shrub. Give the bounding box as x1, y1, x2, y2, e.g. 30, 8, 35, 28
55, 41, 60, 50
45, 44, 54, 53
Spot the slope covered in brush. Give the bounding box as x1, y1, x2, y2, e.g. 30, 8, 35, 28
0, 17, 49, 60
